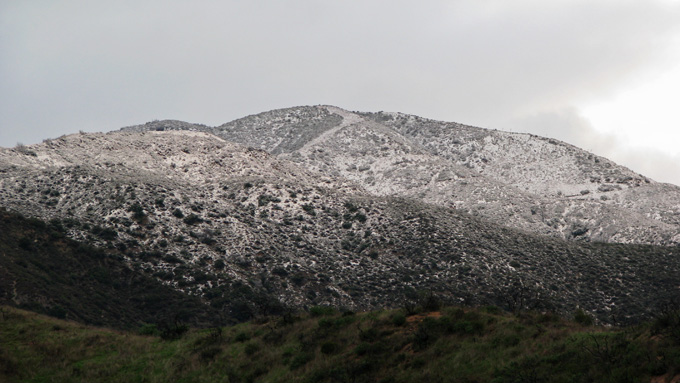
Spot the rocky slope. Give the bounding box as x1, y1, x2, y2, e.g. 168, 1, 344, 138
195, 105, 679, 246
1, 129, 679, 324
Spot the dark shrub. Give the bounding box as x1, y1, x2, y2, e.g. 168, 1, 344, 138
392, 313, 407, 326
574, 309, 594, 326
321, 341, 339, 355
244, 342, 260, 356
234, 332, 250, 342
310, 306, 335, 317
183, 214, 203, 225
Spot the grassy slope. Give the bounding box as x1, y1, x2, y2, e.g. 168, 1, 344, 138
2, 305, 679, 383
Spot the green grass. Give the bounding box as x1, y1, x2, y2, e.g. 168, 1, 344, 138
2, 305, 680, 382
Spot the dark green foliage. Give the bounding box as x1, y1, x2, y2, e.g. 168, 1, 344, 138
420, 291, 441, 312
650, 300, 680, 345
309, 306, 335, 317
160, 323, 189, 340
574, 308, 594, 326
172, 208, 184, 218
289, 353, 313, 370
320, 341, 339, 355
0, 209, 219, 330
244, 341, 260, 356
234, 331, 250, 342
47, 305, 67, 319
199, 346, 222, 362
3, 305, 680, 383
391, 313, 406, 326
138, 323, 160, 336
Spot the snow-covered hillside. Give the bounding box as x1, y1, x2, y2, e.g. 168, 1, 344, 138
2, 108, 679, 324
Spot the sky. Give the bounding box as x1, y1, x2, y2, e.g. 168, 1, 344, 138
1, 0, 679, 185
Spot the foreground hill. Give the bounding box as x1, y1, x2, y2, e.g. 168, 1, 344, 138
1, 130, 679, 324
1, 304, 679, 383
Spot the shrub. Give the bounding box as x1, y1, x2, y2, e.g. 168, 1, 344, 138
128, 202, 146, 221
172, 208, 184, 218
289, 353, 313, 370
160, 324, 188, 340
310, 306, 335, 317
15, 142, 37, 156
420, 291, 441, 312
302, 204, 316, 216
244, 342, 260, 356
320, 341, 339, 355
234, 332, 250, 342
200, 346, 222, 361
484, 305, 502, 315
183, 214, 202, 225
392, 313, 407, 326
574, 309, 594, 326
139, 323, 160, 336
47, 305, 67, 319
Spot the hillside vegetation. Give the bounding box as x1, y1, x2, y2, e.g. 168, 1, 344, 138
2, 133, 680, 325
0, 208, 219, 329
1, 304, 679, 383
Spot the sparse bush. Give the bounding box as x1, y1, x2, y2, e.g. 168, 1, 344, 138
15, 142, 37, 156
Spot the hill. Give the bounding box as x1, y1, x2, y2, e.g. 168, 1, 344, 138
0, 208, 219, 329
1, 129, 679, 325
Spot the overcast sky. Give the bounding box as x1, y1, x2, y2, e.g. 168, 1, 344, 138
2, 0, 679, 185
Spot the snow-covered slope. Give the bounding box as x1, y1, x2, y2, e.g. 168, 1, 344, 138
208, 106, 680, 246
3, 129, 680, 324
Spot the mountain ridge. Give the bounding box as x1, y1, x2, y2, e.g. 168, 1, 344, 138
122, 105, 680, 246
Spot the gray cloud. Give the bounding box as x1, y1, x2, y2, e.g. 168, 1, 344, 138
1, 0, 679, 184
